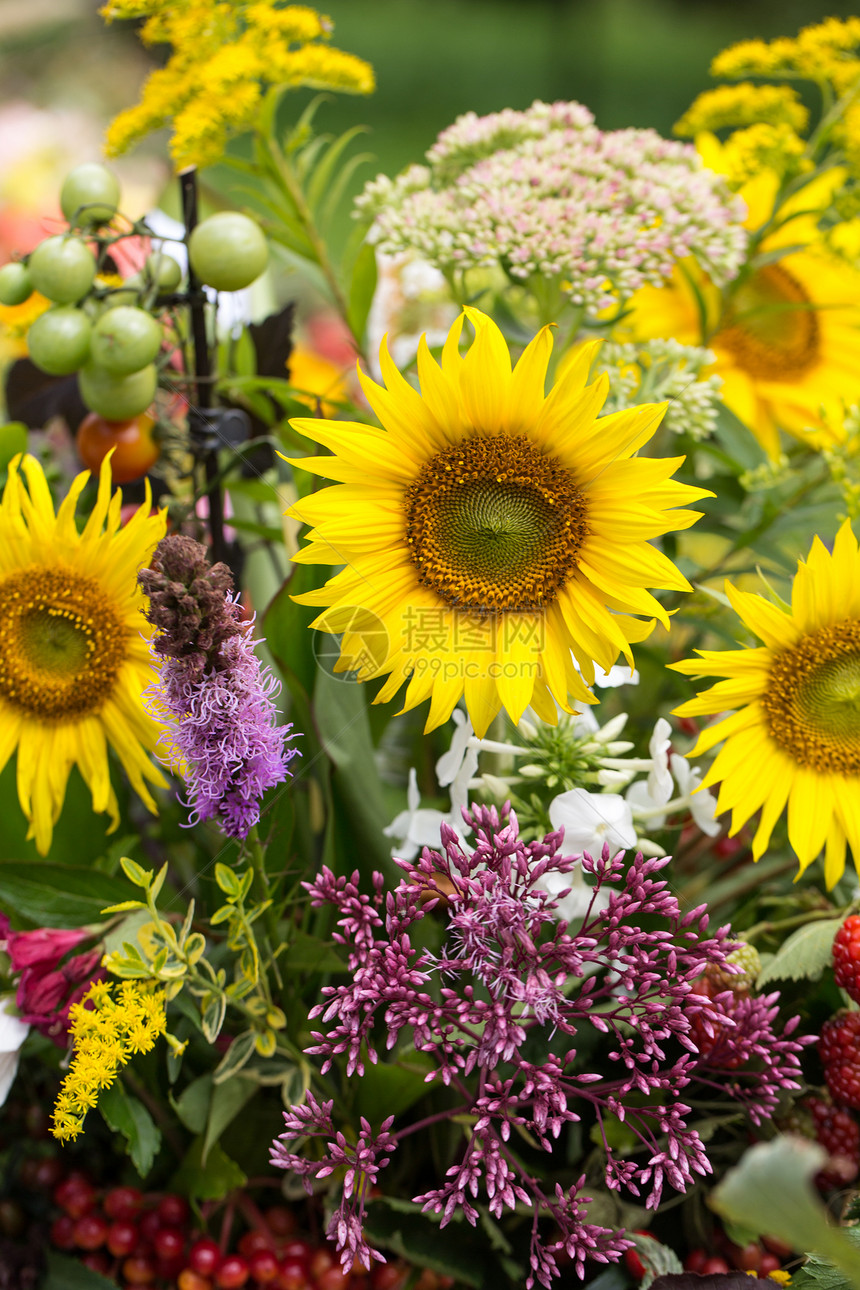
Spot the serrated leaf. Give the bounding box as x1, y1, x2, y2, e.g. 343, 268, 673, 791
711, 1135, 860, 1283
757, 918, 842, 987
631, 1233, 684, 1290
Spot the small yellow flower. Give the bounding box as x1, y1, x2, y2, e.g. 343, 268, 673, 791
674, 83, 808, 138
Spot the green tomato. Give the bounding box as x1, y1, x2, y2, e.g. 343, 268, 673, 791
27, 307, 92, 376
0, 262, 33, 307
145, 251, 183, 292
97, 274, 145, 314
90, 306, 162, 375
78, 362, 157, 421
188, 212, 268, 292
60, 164, 121, 227
28, 236, 96, 305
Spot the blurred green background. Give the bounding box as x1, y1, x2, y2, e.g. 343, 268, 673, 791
2, 0, 858, 188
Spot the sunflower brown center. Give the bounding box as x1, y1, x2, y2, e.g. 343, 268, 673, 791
762, 620, 860, 773
403, 434, 588, 612
715, 263, 820, 380
0, 566, 128, 721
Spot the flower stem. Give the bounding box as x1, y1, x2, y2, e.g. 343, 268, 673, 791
246, 825, 284, 983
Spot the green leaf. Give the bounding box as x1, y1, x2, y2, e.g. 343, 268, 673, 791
99, 1082, 162, 1177
354, 1055, 434, 1123
171, 1073, 212, 1134
0, 422, 28, 471
103, 909, 151, 957
630, 1233, 684, 1290
791, 1233, 860, 1290
347, 240, 378, 344
363, 1199, 491, 1287
121, 856, 150, 888
0, 862, 135, 928
757, 919, 843, 987
43, 1251, 119, 1290
711, 1135, 860, 1283
215, 862, 241, 899
171, 1137, 247, 1201
203, 1075, 257, 1164
213, 1030, 257, 1084
281, 928, 348, 974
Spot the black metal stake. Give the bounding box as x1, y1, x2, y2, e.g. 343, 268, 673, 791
179, 166, 227, 565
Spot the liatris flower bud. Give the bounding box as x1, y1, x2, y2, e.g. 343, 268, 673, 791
139, 536, 299, 839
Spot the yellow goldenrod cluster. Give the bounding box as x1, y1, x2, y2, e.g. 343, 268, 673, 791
674, 83, 809, 138
719, 122, 811, 188
102, 1, 375, 170
51, 980, 167, 1143
711, 17, 860, 83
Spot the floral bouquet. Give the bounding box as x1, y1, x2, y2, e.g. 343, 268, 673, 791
4, 7, 860, 1290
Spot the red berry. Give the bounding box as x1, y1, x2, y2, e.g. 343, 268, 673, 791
701, 1258, 731, 1275
732, 1242, 762, 1273
263, 1206, 296, 1238
819, 1013, 860, 1108
54, 1173, 96, 1217
834, 916, 860, 1003
74, 1212, 109, 1250
316, 1267, 351, 1290
139, 1210, 162, 1243
157, 1194, 190, 1227
762, 1236, 794, 1259
279, 1258, 310, 1290
249, 1248, 280, 1282
108, 1220, 140, 1257
624, 1248, 646, 1281
189, 1237, 223, 1277
281, 1240, 312, 1267
105, 1187, 144, 1221
216, 1254, 250, 1288
683, 1249, 708, 1273
155, 1225, 186, 1260
179, 1272, 213, 1290
309, 1249, 338, 1280
82, 1252, 111, 1275
123, 1253, 157, 1284
50, 1214, 77, 1250
809, 1095, 860, 1187
370, 1266, 407, 1290
759, 1254, 782, 1277
239, 1230, 274, 1257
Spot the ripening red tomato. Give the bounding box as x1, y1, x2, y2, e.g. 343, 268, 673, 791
75, 410, 159, 483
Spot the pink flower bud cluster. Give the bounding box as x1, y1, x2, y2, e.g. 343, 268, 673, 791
0, 917, 103, 1045
357, 99, 747, 313
271, 806, 805, 1287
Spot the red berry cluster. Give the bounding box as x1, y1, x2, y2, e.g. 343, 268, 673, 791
47, 1173, 453, 1290
833, 916, 860, 1004
808, 1095, 860, 1189
682, 1232, 791, 1279
819, 1011, 860, 1108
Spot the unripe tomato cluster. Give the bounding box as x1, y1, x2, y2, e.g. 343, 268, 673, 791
0, 162, 270, 481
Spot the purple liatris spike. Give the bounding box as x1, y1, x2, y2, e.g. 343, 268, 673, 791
139, 536, 299, 838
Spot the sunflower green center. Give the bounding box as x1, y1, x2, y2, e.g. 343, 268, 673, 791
404, 434, 587, 612
763, 620, 860, 773
0, 566, 128, 721
716, 263, 820, 381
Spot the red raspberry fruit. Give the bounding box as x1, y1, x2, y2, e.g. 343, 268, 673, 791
819, 1012, 860, 1108
834, 917, 860, 1004
809, 1095, 860, 1187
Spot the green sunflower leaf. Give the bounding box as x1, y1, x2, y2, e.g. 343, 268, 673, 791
0, 862, 135, 928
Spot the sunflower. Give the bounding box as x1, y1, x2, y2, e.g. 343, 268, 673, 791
622, 137, 860, 459
0, 453, 167, 854
671, 521, 860, 887
285, 308, 710, 737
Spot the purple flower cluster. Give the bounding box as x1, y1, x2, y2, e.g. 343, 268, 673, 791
271, 806, 806, 1287
139, 536, 298, 839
